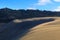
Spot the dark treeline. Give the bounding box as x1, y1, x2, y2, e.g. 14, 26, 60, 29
0, 8, 60, 22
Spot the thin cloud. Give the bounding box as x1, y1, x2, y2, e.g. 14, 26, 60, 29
53, 6, 60, 11
35, 0, 52, 5
26, 7, 36, 10
54, 0, 60, 2
27, 0, 60, 10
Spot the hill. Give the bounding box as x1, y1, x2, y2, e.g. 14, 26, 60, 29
21, 17, 60, 40
0, 17, 54, 40
0, 8, 60, 22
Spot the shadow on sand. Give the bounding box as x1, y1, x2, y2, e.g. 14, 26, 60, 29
0, 18, 54, 40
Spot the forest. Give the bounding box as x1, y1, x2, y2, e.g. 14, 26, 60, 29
0, 8, 60, 22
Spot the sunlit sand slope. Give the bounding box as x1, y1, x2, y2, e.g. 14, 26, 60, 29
21, 18, 60, 40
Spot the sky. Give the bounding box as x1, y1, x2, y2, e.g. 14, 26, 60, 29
0, 0, 60, 11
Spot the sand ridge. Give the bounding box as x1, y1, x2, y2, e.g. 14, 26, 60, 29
20, 17, 60, 40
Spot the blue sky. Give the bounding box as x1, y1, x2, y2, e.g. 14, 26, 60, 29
0, 0, 60, 11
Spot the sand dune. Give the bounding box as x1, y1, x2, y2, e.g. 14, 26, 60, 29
0, 17, 60, 40
20, 17, 60, 40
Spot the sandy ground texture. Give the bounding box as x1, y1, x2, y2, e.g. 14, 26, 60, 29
20, 17, 60, 40
0, 17, 60, 40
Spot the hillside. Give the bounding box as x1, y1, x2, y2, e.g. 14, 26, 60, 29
0, 8, 60, 21
20, 17, 60, 40
0, 17, 60, 40
0, 17, 55, 40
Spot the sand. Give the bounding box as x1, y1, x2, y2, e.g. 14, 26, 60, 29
20, 17, 60, 40
0, 17, 60, 40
